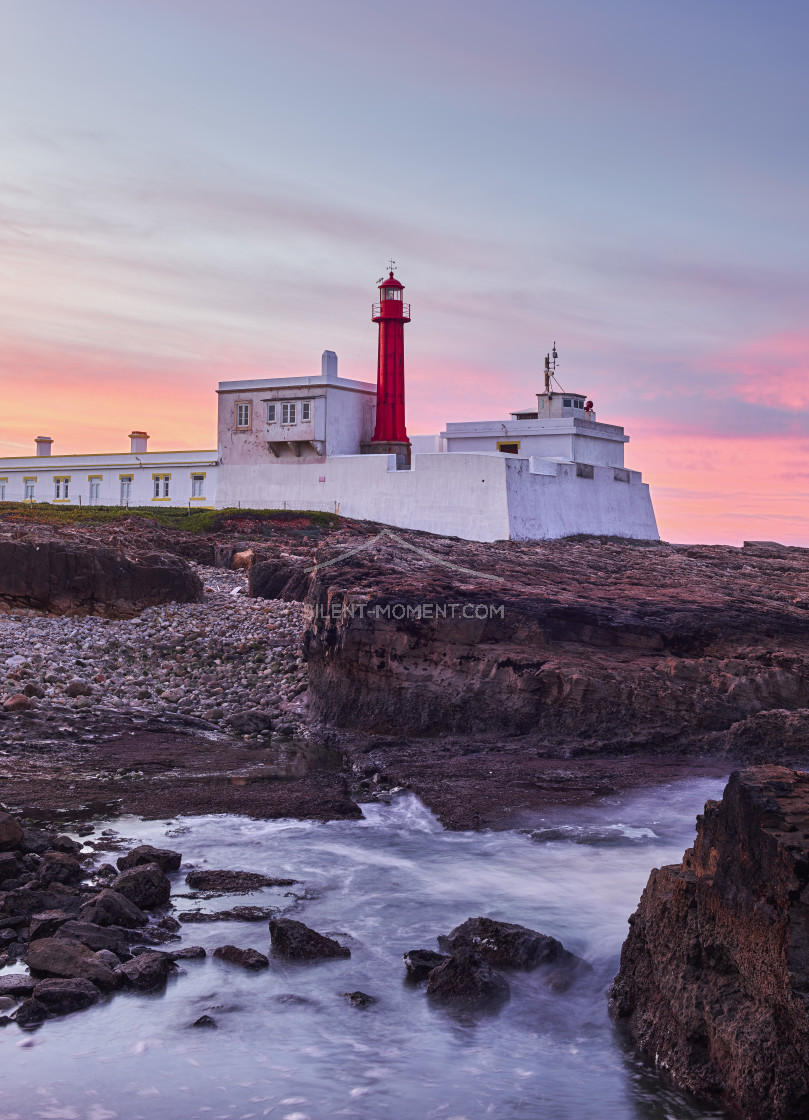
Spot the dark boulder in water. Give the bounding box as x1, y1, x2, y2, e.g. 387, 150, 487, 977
269, 918, 350, 961
402, 948, 448, 982
115, 951, 176, 992
111, 864, 171, 910
213, 945, 269, 970
341, 990, 377, 1007
79, 889, 148, 929
185, 869, 296, 893
426, 947, 509, 1006
33, 977, 101, 1016
440, 916, 566, 968
117, 845, 182, 874
25, 936, 117, 991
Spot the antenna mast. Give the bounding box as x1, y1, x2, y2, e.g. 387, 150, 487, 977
544, 342, 560, 394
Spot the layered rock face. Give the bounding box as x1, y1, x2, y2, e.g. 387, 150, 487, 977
0, 538, 203, 616
610, 766, 809, 1119
303, 534, 809, 752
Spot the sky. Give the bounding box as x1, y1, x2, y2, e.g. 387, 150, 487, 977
0, 0, 807, 544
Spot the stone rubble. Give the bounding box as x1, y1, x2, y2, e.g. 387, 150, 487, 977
0, 564, 310, 745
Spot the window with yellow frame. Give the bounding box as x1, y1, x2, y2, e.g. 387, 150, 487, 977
152, 473, 171, 500
53, 476, 71, 501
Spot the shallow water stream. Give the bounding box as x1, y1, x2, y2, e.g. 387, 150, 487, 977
0, 780, 732, 1120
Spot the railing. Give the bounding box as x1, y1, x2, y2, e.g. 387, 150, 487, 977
372, 302, 410, 319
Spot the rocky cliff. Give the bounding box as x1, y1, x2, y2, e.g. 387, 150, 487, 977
610, 765, 809, 1119
303, 533, 809, 755
0, 537, 203, 616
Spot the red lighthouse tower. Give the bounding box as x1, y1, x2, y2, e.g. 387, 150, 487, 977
367, 268, 411, 468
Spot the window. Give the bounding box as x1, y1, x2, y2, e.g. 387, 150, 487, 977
281, 402, 296, 425
191, 474, 204, 498
563, 399, 572, 408
120, 476, 132, 504
89, 477, 101, 504
383, 288, 402, 301
153, 474, 170, 499
266, 403, 276, 423
0, 479, 6, 501
235, 403, 251, 428
496, 441, 520, 455
54, 477, 70, 500
301, 401, 311, 422
573, 399, 584, 409
24, 478, 36, 500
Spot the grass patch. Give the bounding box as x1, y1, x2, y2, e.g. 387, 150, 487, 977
0, 503, 341, 534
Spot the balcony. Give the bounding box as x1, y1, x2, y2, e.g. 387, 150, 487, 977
372, 302, 411, 320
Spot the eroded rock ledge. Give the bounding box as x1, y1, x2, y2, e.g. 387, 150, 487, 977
610, 765, 809, 1120
303, 535, 809, 756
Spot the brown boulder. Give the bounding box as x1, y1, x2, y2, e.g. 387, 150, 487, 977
116, 845, 182, 874
268, 918, 350, 961
79, 889, 147, 929
2, 883, 84, 919
0, 812, 23, 851
610, 766, 809, 1120
29, 910, 73, 940
213, 944, 269, 969
58, 920, 133, 956
25, 936, 117, 991
32, 977, 101, 1015
36, 852, 83, 887
426, 947, 510, 1005
185, 869, 295, 893
111, 864, 171, 910
114, 951, 175, 991
2, 694, 31, 713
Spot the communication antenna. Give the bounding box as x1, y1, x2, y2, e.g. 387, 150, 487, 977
544, 341, 565, 394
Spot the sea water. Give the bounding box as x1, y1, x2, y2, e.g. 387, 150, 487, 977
0, 780, 732, 1120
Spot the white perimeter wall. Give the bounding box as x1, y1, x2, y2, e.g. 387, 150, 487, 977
217, 452, 659, 542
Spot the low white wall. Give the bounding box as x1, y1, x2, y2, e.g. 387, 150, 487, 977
217, 453, 513, 541
217, 452, 659, 542
506, 459, 659, 540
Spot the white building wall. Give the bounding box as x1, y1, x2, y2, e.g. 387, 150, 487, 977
440, 417, 628, 468
0, 451, 219, 508
218, 373, 376, 467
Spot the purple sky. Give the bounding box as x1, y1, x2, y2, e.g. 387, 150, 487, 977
1, 0, 808, 541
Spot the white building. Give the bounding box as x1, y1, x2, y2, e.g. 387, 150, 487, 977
0, 350, 659, 542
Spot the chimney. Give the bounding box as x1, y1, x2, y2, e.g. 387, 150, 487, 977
321, 350, 338, 381
35, 436, 53, 457
129, 431, 149, 453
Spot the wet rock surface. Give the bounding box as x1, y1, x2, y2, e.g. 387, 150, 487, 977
440, 916, 580, 972
426, 947, 510, 1005
185, 869, 296, 893
610, 765, 809, 1120
268, 918, 351, 961
213, 944, 269, 970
